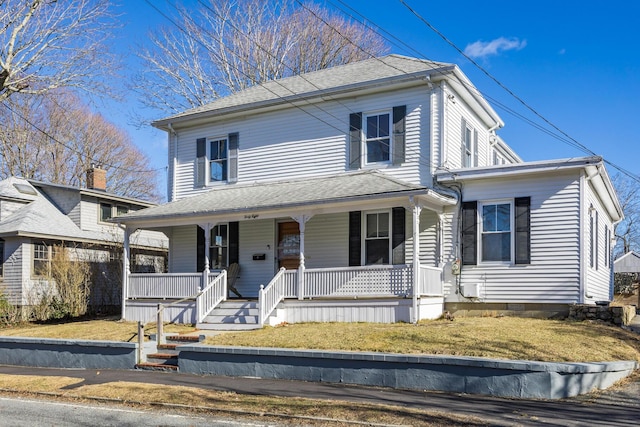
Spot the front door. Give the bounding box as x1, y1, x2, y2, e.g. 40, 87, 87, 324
277, 221, 300, 270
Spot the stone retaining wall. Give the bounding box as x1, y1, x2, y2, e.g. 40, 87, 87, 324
0, 337, 137, 369
569, 304, 635, 326
177, 345, 638, 399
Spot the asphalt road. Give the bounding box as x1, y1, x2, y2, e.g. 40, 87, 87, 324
0, 364, 638, 426
0, 396, 269, 427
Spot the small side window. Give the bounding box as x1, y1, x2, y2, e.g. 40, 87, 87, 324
100, 202, 113, 222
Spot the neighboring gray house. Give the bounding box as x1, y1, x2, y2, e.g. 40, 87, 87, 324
113, 54, 623, 329
0, 168, 168, 311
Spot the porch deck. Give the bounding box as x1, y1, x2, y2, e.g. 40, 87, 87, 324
124, 264, 445, 328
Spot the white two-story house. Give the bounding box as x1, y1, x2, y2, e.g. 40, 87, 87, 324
115, 55, 622, 329
0, 167, 167, 313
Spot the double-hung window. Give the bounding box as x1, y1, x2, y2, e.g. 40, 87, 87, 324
33, 242, 51, 276
99, 202, 113, 222
196, 134, 238, 186
209, 138, 228, 182
209, 224, 228, 269
365, 211, 390, 264
461, 119, 477, 168
480, 201, 513, 262
364, 112, 391, 164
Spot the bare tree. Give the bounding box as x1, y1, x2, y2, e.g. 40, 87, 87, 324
0, 0, 119, 102
0, 91, 160, 201
613, 174, 640, 257
133, 0, 389, 115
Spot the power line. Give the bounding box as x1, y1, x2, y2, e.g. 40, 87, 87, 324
397, 0, 640, 183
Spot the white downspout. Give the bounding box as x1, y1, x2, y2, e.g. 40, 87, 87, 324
411, 198, 422, 324
121, 226, 132, 320
167, 123, 177, 202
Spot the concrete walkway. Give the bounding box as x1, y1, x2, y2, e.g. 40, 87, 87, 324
0, 364, 639, 426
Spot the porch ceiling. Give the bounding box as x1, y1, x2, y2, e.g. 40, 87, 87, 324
114, 170, 456, 228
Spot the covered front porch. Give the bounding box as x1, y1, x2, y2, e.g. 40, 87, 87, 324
124, 263, 445, 328
115, 171, 457, 327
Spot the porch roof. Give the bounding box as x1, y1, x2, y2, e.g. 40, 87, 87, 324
114, 170, 455, 227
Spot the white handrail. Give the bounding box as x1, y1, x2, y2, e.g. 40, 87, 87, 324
304, 264, 412, 297
258, 267, 287, 326
196, 270, 227, 323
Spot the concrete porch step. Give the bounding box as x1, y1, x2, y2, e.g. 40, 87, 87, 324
196, 322, 262, 331
136, 362, 179, 372
195, 300, 263, 331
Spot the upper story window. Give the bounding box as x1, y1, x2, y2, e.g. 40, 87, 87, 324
365, 112, 391, 164
461, 119, 477, 168
195, 133, 238, 187
99, 202, 113, 222
209, 138, 228, 182
349, 106, 405, 170
116, 205, 129, 216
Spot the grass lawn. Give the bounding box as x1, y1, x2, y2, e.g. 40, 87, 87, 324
205, 317, 640, 363
0, 317, 196, 342
1, 316, 640, 362
1, 316, 639, 425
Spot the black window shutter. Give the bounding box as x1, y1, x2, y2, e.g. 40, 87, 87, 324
348, 211, 362, 266
349, 113, 362, 170
461, 201, 477, 265
392, 106, 406, 165
195, 137, 207, 187
514, 197, 531, 265
196, 225, 205, 272
228, 221, 239, 264
391, 207, 406, 264
228, 132, 239, 183
461, 119, 467, 167
473, 130, 478, 167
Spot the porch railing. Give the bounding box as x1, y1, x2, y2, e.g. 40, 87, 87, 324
128, 273, 204, 298
258, 267, 287, 326
419, 265, 444, 296
196, 270, 227, 323
303, 264, 412, 298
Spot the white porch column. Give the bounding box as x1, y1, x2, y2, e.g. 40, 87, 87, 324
293, 214, 313, 300
121, 226, 133, 321
198, 223, 215, 292
411, 200, 422, 324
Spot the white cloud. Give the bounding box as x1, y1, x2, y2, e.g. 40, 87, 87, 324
464, 37, 527, 59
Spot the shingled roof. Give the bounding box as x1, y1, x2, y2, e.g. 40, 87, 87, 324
153, 54, 454, 128
115, 170, 454, 225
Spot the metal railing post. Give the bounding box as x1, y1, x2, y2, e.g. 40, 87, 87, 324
137, 321, 144, 364
157, 303, 164, 345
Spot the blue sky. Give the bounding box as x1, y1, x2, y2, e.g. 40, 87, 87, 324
112, 0, 640, 189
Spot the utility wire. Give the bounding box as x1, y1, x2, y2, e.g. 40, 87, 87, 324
398, 0, 640, 182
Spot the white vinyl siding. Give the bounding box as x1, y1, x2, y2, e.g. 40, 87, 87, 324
444, 171, 582, 304
441, 87, 491, 170
171, 87, 429, 199
168, 226, 198, 273
304, 213, 349, 269
584, 183, 614, 302
2, 239, 26, 305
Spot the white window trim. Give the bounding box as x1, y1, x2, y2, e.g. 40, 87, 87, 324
206, 136, 229, 185
478, 199, 514, 265
99, 202, 113, 223
362, 209, 392, 265
463, 122, 474, 168
363, 110, 392, 166
209, 223, 229, 269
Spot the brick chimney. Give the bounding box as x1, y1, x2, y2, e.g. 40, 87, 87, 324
86, 164, 107, 191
